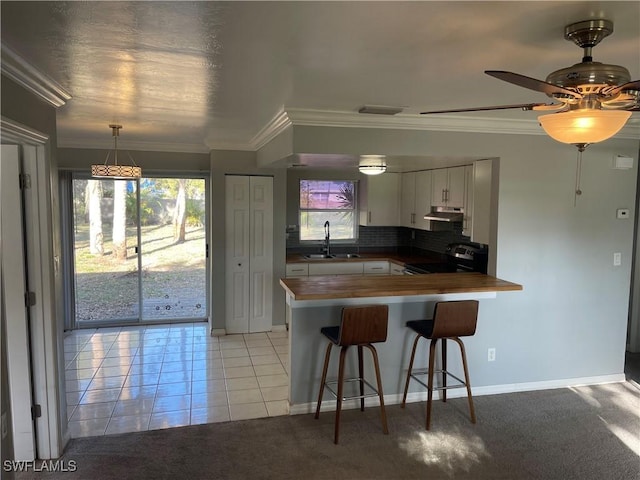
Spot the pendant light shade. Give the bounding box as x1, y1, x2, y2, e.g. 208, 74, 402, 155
91, 124, 141, 179
359, 155, 387, 175
538, 109, 631, 146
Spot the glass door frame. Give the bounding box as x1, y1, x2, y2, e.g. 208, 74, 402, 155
61, 170, 210, 330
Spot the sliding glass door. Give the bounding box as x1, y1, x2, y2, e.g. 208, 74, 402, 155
68, 174, 208, 327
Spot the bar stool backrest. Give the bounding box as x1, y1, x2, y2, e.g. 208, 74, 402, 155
338, 305, 389, 346
430, 300, 479, 338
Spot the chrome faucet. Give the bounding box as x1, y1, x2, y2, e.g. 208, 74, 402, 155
323, 221, 331, 255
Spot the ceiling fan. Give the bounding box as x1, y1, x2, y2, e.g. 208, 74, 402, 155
421, 19, 640, 149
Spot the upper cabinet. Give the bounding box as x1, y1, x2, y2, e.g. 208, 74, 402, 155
469, 159, 492, 245
462, 165, 474, 237
359, 173, 400, 226
431, 166, 465, 208
400, 170, 432, 230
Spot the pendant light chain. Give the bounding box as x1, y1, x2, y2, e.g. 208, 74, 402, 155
574, 147, 583, 207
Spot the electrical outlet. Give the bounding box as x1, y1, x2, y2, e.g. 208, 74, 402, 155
1, 412, 7, 439
488, 348, 496, 362
614, 252, 622, 266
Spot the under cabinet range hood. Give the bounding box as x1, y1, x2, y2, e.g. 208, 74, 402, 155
424, 206, 464, 222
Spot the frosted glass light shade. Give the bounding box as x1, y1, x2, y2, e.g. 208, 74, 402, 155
359, 165, 387, 175
359, 155, 387, 175
538, 109, 631, 145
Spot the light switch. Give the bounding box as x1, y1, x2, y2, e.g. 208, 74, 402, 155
614, 252, 622, 266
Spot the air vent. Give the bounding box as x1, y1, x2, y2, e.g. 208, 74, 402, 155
358, 105, 403, 115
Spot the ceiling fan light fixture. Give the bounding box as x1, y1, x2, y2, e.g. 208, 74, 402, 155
91, 124, 141, 179
538, 109, 631, 145
359, 155, 387, 175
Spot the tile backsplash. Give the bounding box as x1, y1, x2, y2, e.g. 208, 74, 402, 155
286, 224, 471, 255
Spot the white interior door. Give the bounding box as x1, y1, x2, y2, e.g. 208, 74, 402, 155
225, 175, 273, 334
248, 176, 273, 333
1, 145, 36, 461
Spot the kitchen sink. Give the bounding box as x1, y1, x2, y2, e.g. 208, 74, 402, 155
303, 254, 335, 259
332, 253, 361, 258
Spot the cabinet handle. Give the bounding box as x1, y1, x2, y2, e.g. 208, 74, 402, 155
368, 211, 372, 223
442, 189, 445, 202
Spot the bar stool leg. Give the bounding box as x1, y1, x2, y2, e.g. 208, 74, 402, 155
358, 345, 365, 412
441, 338, 447, 403
334, 346, 348, 444
401, 334, 421, 408
426, 338, 438, 430
453, 337, 476, 424
366, 344, 389, 435
315, 341, 333, 419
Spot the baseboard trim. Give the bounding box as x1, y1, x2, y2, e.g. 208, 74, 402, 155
271, 324, 287, 333
289, 374, 626, 415
211, 328, 226, 337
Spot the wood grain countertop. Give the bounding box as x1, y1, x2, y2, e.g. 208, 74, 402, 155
279, 272, 522, 301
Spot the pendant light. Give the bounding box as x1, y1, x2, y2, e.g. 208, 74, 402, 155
91, 124, 141, 179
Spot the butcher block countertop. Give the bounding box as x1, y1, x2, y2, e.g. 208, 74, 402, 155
279, 272, 522, 301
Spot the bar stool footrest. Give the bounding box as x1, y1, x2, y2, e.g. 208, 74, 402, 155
325, 377, 381, 401
409, 369, 469, 391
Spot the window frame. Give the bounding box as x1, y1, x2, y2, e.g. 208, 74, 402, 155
298, 179, 359, 244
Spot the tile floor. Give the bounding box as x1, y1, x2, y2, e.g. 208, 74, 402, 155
64, 323, 289, 438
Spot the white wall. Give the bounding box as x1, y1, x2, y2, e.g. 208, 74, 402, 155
272, 125, 638, 387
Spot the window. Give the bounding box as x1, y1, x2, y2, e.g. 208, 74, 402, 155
299, 179, 357, 241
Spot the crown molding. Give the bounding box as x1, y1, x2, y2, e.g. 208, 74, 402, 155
257, 107, 639, 142
1, 44, 72, 108
57, 137, 212, 154
250, 110, 293, 150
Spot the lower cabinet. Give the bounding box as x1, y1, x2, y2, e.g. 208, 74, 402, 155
285, 263, 309, 277
308, 262, 364, 276
285, 260, 393, 277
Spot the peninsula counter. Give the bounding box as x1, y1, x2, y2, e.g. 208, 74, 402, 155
279, 273, 522, 414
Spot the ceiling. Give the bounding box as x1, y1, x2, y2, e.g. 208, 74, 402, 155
1, 1, 639, 165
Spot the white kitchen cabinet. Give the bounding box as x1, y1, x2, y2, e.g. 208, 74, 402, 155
285, 263, 309, 277
470, 159, 492, 245
462, 165, 473, 237
359, 173, 400, 226
308, 262, 364, 276
400, 170, 432, 230
390, 262, 405, 275
363, 261, 390, 275
431, 166, 465, 208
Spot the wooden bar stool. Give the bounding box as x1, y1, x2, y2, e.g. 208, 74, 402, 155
314, 304, 389, 444
401, 300, 479, 430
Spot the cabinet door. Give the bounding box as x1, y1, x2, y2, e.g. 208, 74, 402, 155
359, 173, 400, 226
400, 172, 416, 228
363, 261, 390, 275
462, 165, 474, 237
414, 170, 432, 230
390, 263, 405, 275
286, 263, 309, 277
431, 168, 448, 207
446, 166, 466, 208
471, 159, 492, 245
308, 262, 364, 276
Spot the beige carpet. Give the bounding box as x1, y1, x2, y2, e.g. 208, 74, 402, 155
13, 382, 640, 480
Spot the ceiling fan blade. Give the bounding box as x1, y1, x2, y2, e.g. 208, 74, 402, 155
604, 79, 640, 97
485, 70, 581, 99
420, 103, 550, 115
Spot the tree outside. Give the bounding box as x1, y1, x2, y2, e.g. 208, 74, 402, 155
72, 177, 207, 323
